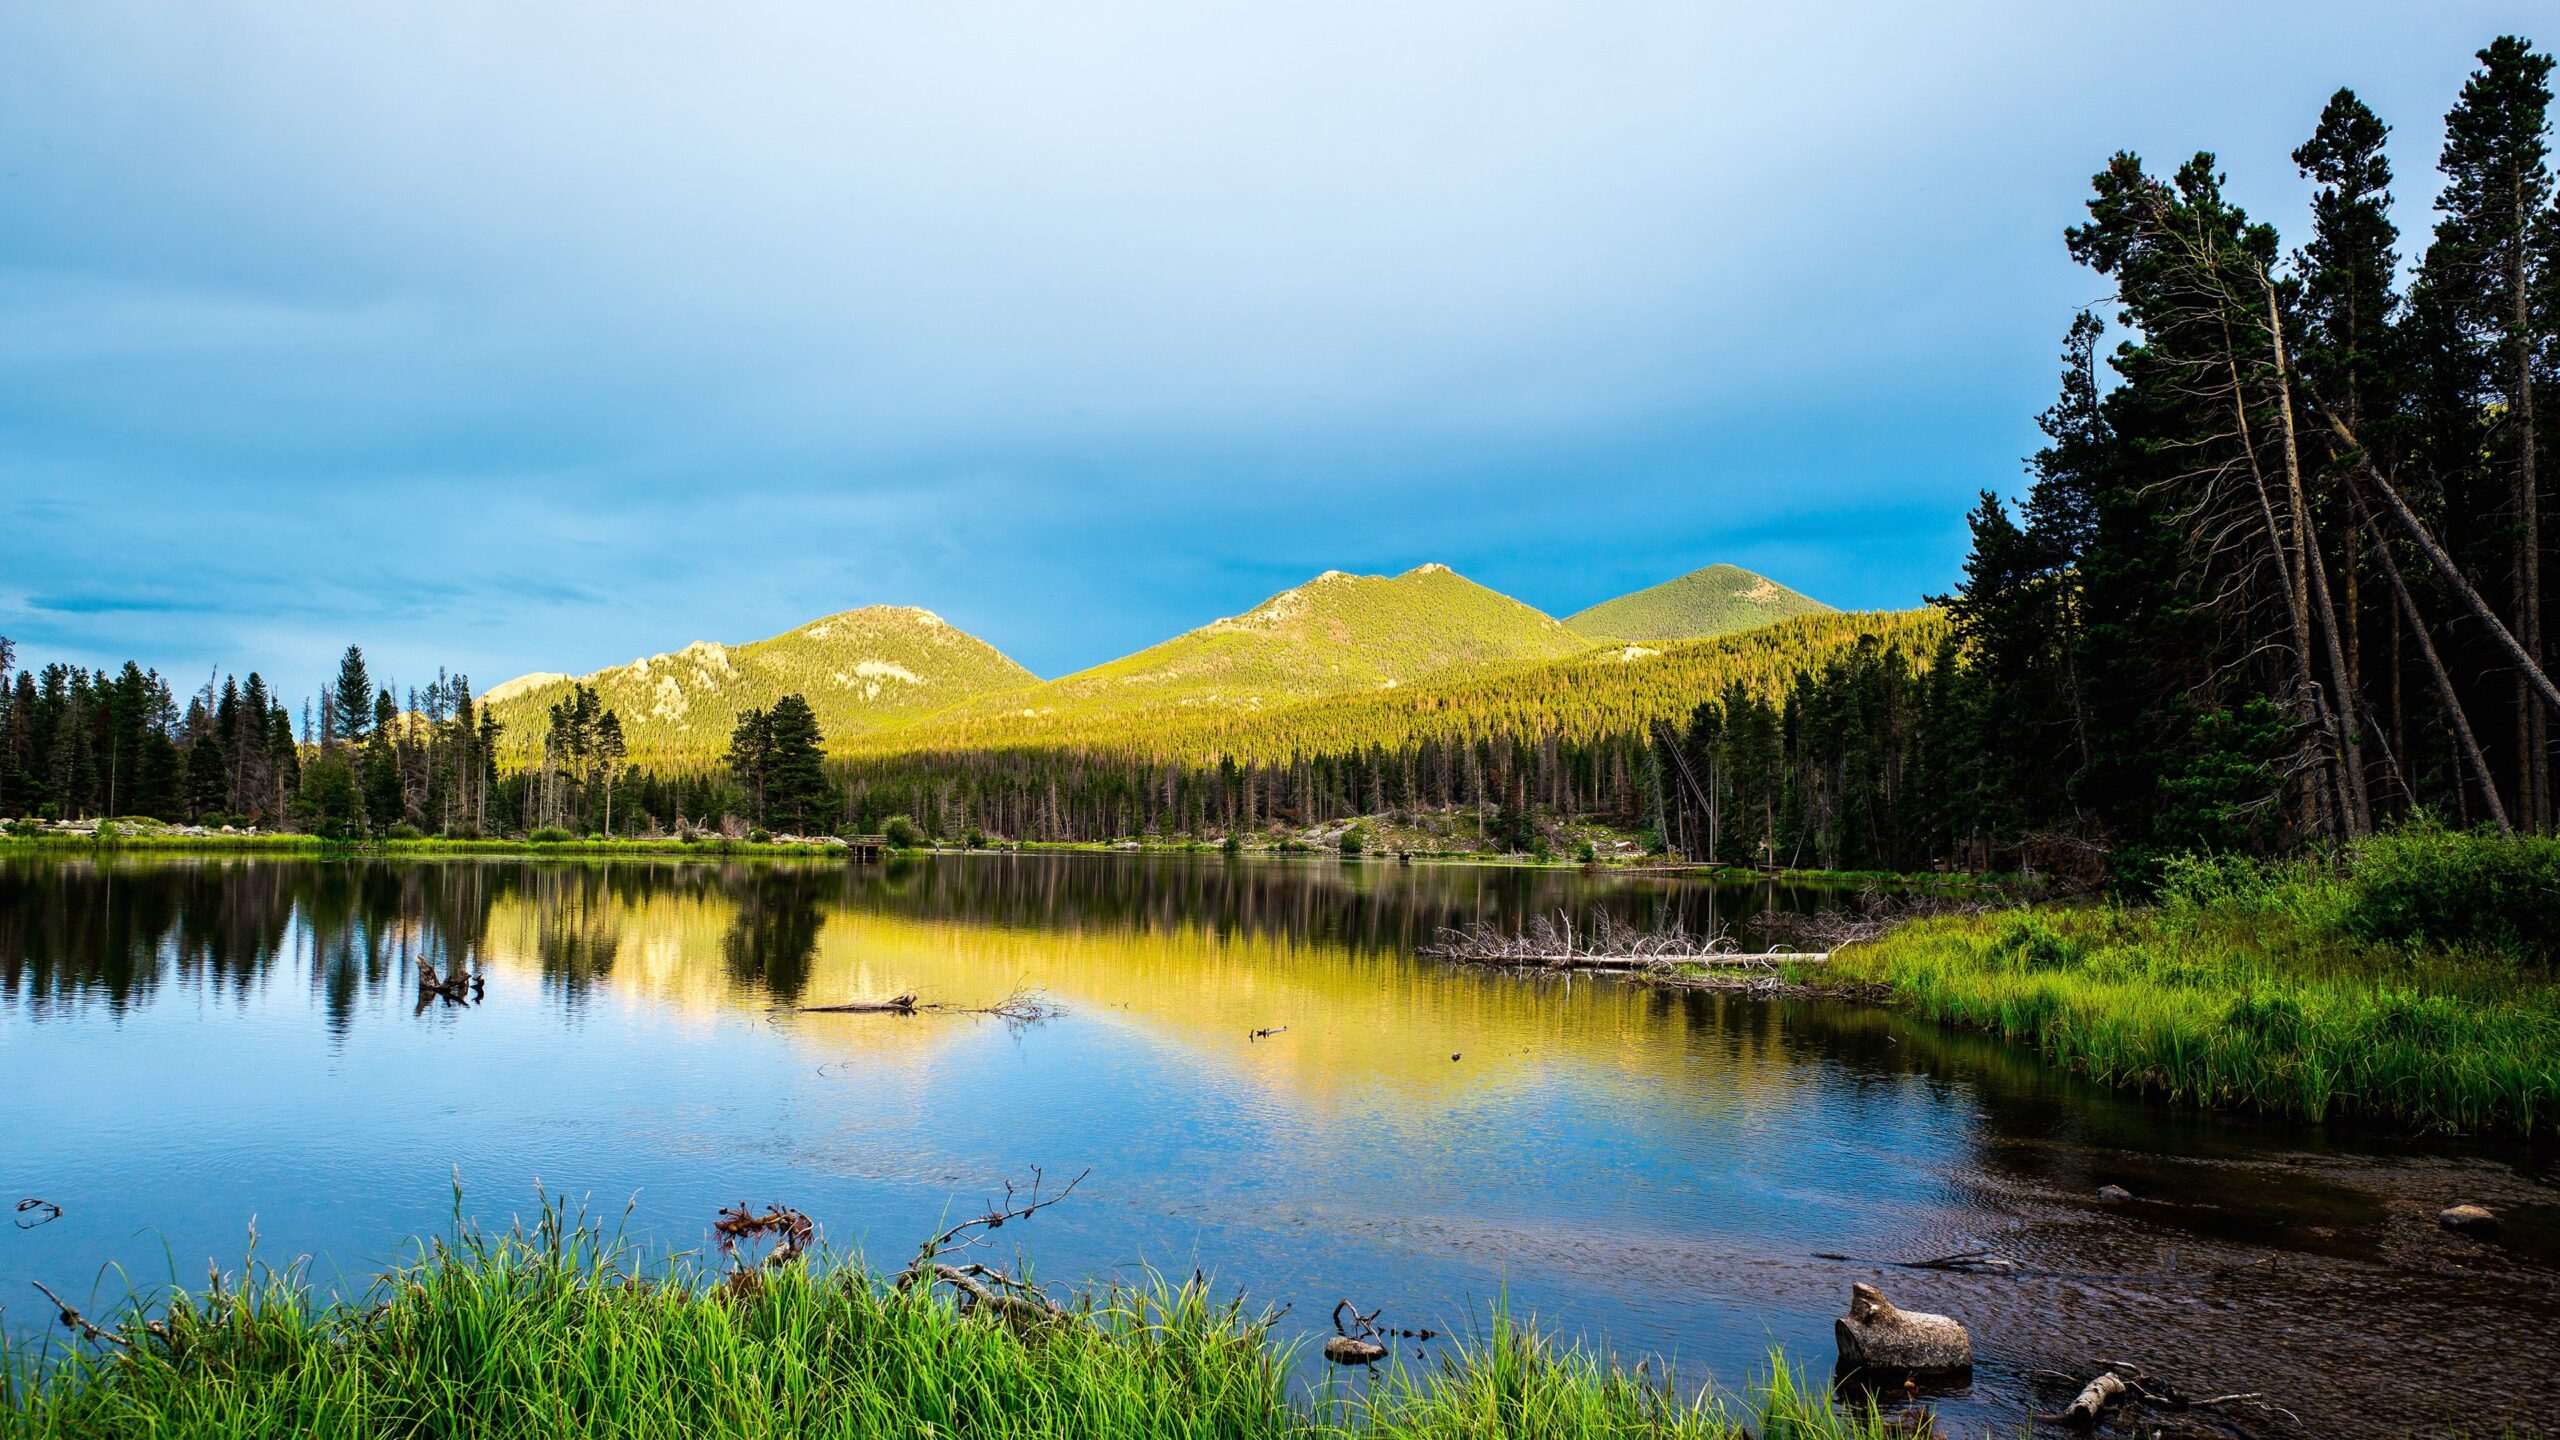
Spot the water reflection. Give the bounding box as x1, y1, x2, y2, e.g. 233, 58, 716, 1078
2, 852, 2553, 1437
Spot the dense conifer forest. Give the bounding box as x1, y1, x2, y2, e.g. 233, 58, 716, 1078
6, 33, 2556, 880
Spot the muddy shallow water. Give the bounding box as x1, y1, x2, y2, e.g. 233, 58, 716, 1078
2, 852, 2553, 1435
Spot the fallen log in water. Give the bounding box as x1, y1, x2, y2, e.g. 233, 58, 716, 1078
788, 986, 1058, 1022
1423, 911, 1827, 971
798, 993, 919, 1014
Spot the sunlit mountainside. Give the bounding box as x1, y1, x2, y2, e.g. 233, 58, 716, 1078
1566, 563, 1832, 641
484, 562, 1858, 766
851, 606, 1944, 766
925, 564, 1592, 727
483, 607, 1037, 763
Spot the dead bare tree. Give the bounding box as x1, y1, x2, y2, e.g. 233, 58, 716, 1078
893, 1166, 1090, 1326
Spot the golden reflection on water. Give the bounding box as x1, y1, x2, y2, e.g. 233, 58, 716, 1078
466, 872, 1816, 1119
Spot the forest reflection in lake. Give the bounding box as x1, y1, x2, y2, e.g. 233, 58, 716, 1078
3, 852, 2553, 1435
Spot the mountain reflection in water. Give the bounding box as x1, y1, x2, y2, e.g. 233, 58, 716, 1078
2, 852, 2552, 1436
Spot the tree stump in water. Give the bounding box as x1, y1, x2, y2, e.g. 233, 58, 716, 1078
1834, 1282, 1971, 1374
1323, 1335, 1387, 1365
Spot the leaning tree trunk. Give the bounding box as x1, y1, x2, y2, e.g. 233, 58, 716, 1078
2326, 414, 2560, 720
2264, 277, 2370, 835
2358, 498, 2512, 835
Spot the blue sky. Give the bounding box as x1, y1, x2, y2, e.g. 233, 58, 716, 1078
1, 2, 2548, 698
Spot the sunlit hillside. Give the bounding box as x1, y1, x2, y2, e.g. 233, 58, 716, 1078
1566, 564, 1831, 641
483, 607, 1037, 763
922, 564, 1592, 728
850, 607, 1946, 765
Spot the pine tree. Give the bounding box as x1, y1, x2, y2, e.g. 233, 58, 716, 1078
330, 648, 374, 745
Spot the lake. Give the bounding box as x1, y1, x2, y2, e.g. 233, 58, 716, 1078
3, 851, 2554, 1434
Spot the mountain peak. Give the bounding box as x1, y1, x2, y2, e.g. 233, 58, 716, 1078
482, 606, 1036, 762
1567, 564, 1832, 641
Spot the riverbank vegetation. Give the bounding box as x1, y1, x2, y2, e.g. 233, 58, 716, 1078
1832, 825, 2560, 1134
0, 1214, 1899, 1440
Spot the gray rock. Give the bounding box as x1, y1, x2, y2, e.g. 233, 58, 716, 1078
1834, 1282, 1971, 1373
2096, 1184, 2133, 1201
2439, 1203, 2501, 1235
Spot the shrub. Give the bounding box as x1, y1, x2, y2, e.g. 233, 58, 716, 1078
527, 826, 575, 844
1986, 915, 2082, 972
1578, 839, 1599, 864
2345, 822, 2560, 964
962, 827, 988, 850
1221, 834, 1244, 857
1337, 828, 1365, 857
747, 827, 773, 844
880, 815, 924, 850
384, 822, 423, 841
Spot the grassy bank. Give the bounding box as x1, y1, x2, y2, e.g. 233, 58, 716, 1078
1828, 829, 2560, 1135
1, 1216, 1894, 1440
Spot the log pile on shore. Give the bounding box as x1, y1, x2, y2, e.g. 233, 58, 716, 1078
1420, 911, 1825, 982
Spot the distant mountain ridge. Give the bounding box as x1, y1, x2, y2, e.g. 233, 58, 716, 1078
483, 562, 1829, 762
927, 564, 1594, 731
1566, 563, 1831, 640
483, 606, 1036, 763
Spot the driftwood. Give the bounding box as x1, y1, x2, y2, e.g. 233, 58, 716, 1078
29, 1280, 131, 1351
714, 1203, 814, 1268
1248, 1025, 1288, 1040
799, 993, 919, 1014
414, 959, 483, 1011
2057, 1370, 2128, 1425
1813, 1247, 2274, 1285
1424, 911, 1736, 966
789, 986, 1059, 1023
1834, 1283, 1971, 1374
1756, 888, 2000, 950
2033, 1360, 2294, 1430
1322, 1297, 1436, 1365
893, 1166, 1090, 1326
1422, 912, 1825, 991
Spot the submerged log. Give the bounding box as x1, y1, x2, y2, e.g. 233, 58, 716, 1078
797, 993, 919, 1014
2060, 1370, 2127, 1425
1834, 1283, 1971, 1374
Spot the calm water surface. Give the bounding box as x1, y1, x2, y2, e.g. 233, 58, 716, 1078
3, 853, 2554, 1435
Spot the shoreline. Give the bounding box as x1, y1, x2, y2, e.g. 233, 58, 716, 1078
0, 824, 2013, 888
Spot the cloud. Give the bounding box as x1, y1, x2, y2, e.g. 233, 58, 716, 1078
0, 0, 2545, 692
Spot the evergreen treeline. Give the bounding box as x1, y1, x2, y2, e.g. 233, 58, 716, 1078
1870, 36, 2560, 881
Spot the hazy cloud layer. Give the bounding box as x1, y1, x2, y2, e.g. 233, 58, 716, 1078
0, 1, 2543, 695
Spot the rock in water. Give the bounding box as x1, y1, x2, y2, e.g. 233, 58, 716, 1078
1834, 1282, 1971, 1374
2096, 1184, 2133, 1201
2439, 1204, 2501, 1235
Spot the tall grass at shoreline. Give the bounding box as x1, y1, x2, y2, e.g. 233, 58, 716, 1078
1, 1212, 1900, 1440
1832, 828, 2560, 1135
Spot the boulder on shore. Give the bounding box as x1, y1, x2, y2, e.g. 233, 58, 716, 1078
1834, 1282, 1971, 1374
2439, 1203, 2501, 1235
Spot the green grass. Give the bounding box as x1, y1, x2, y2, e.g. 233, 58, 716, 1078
1, 1213, 1903, 1440
1565, 565, 1832, 643
1829, 841, 2560, 1135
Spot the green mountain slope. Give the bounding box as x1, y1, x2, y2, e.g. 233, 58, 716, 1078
852, 607, 1942, 765
484, 607, 1036, 763
1566, 564, 1831, 641
934, 564, 1591, 728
